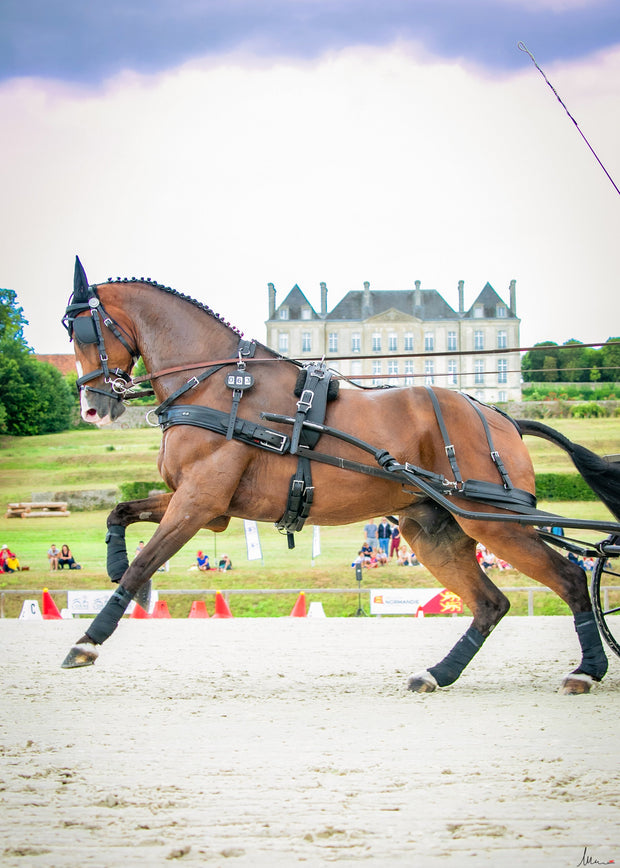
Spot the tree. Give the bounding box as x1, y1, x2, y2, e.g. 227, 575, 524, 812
521, 342, 559, 382
600, 337, 620, 382
0, 288, 74, 435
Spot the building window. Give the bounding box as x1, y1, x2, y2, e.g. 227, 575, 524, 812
404, 359, 414, 385
474, 330, 484, 351
351, 333, 361, 353
448, 359, 458, 386
279, 308, 289, 320
372, 333, 381, 352
498, 390, 507, 402
474, 359, 484, 384
328, 332, 338, 353
473, 305, 484, 318
404, 333, 414, 352
372, 360, 382, 386
302, 332, 312, 353
388, 333, 398, 352
447, 331, 457, 351
351, 360, 362, 385
278, 332, 289, 353
496, 305, 507, 318
497, 359, 508, 384
424, 332, 434, 352
424, 360, 434, 385
497, 330, 507, 349
301, 307, 312, 320
388, 360, 398, 381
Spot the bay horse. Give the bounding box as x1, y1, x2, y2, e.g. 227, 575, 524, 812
61, 258, 619, 694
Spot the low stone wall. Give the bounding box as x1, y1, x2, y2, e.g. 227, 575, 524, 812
32, 489, 119, 511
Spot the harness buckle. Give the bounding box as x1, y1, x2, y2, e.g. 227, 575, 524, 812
254, 431, 288, 453
296, 389, 314, 413
490, 450, 500, 463
187, 376, 200, 389
445, 444, 455, 458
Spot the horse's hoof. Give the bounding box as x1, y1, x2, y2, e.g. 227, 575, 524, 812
61, 643, 99, 669
559, 673, 594, 695
407, 670, 438, 693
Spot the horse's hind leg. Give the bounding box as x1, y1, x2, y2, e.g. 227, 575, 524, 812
459, 520, 608, 695
399, 507, 510, 693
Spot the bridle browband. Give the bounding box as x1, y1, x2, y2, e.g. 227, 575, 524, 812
62, 285, 140, 401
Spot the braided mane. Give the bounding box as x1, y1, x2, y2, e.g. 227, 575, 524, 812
105, 275, 244, 338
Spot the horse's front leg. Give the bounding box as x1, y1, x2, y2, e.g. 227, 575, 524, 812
60, 491, 229, 669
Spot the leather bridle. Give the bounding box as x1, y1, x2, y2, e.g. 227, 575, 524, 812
62, 286, 140, 401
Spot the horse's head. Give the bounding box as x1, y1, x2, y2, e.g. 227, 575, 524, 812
62, 257, 139, 426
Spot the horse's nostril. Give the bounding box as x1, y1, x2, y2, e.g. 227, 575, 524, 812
86, 408, 98, 418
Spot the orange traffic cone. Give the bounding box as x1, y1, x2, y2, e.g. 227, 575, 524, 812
212, 591, 233, 619
42, 588, 62, 620
151, 600, 171, 619
189, 600, 209, 619
131, 602, 150, 619
290, 592, 307, 618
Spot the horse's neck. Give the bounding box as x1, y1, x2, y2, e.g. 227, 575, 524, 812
128, 284, 241, 373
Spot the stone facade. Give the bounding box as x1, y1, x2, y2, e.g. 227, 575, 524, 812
265, 279, 521, 402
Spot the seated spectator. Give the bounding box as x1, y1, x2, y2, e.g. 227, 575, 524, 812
218, 554, 232, 571
360, 541, 373, 560
197, 550, 210, 571
58, 544, 78, 569
48, 544, 60, 570
1, 544, 20, 572
476, 543, 496, 571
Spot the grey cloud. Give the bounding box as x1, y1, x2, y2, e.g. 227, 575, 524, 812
1, 0, 619, 84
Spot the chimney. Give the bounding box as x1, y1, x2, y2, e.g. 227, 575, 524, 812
509, 279, 516, 314
320, 281, 328, 317
362, 280, 372, 319
414, 279, 421, 312
458, 280, 464, 315
268, 282, 276, 319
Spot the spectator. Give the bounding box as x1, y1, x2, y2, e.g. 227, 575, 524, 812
364, 519, 378, 550
197, 550, 210, 571
377, 518, 392, 556
135, 541, 145, 556
58, 544, 78, 569
48, 544, 60, 570
389, 523, 401, 558
218, 554, 232, 571
0, 544, 20, 572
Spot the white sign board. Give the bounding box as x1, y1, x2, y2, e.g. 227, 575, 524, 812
369, 588, 463, 616
244, 520, 263, 561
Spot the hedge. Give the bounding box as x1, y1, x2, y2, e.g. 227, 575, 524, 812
535, 473, 597, 501
118, 481, 169, 500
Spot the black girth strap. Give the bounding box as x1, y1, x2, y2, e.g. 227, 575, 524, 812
277, 457, 315, 549
159, 405, 290, 453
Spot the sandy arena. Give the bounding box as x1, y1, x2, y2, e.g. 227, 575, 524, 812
1, 615, 619, 867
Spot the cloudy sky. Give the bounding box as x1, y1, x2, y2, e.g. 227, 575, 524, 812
1, 0, 619, 356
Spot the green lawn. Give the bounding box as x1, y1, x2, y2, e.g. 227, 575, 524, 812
0, 417, 617, 618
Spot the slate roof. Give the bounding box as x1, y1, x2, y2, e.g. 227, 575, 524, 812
276, 285, 320, 320
463, 282, 516, 319
327, 288, 458, 321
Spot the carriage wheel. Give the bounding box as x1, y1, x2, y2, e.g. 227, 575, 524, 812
591, 534, 620, 659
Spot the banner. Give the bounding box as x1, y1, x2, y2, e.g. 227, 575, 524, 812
312, 525, 321, 559
370, 588, 463, 616
244, 520, 263, 561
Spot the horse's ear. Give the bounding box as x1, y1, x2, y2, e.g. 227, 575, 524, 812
73, 255, 90, 302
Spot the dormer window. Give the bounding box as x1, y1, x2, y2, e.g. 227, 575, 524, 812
301, 307, 312, 320
473, 305, 484, 319
279, 308, 289, 320
496, 305, 507, 318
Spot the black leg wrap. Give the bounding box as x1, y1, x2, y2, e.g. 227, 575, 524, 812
428, 625, 486, 687
573, 612, 608, 681
86, 586, 133, 645
106, 525, 129, 583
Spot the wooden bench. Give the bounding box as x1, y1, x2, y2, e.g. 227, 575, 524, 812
5, 502, 70, 518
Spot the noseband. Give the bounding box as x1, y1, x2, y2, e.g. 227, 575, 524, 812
62, 287, 140, 402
